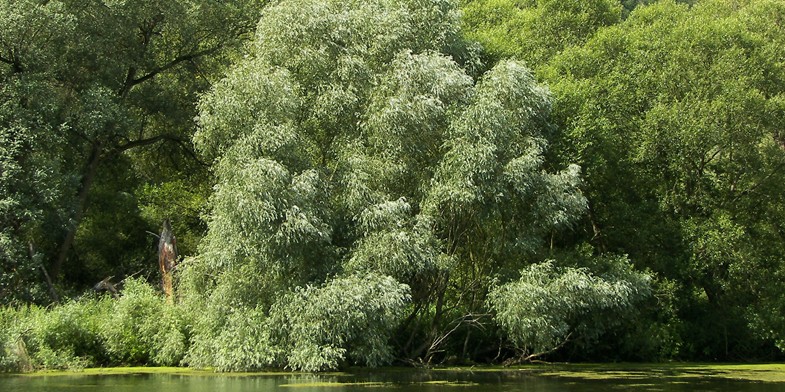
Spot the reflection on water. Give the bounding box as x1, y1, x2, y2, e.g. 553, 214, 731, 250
1, 369, 783, 392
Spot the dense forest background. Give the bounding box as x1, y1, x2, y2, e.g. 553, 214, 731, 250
1, 0, 784, 371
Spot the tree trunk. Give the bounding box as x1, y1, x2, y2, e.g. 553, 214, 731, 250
51, 142, 102, 280
29, 242, 59, 302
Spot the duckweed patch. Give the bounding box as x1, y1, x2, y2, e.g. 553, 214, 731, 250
533, 363, 785, 383
13, 367, 345, 378
10, 363, 785, 384
280, 381, 391, 388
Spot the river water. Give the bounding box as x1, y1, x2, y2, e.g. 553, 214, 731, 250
1, 368, 783, 391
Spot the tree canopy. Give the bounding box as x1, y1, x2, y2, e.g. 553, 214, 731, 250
3, 0, 785, 372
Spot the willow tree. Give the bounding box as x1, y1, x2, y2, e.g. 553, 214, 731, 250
189, 0, 648, 370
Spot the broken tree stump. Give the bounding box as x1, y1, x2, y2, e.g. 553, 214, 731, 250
158, 219, 177, 302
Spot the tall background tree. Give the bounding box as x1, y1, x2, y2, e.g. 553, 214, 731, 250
542, 0, 785, 359
461, 0, 622, 68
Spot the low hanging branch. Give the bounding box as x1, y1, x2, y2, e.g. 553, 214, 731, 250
158, 219, 178, 302
503, 332, 573, 366
422, 313, 489, 366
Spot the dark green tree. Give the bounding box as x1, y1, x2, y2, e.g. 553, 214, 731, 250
544, 0, 785, 359
0, 0, 260, 301
461, 0, 622, 67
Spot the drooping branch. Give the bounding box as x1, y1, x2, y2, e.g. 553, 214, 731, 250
503, 332, 573, 366
423, 313, 489, 365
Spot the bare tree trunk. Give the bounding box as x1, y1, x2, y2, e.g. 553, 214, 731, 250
51, 142, 102, 280
29, 242, 59, 302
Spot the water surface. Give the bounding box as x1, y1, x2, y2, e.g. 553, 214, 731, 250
2, 367, 784, 391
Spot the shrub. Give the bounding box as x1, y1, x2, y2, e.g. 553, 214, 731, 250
100, 278, 187, 366
0, 306, 29, 372
17, 297, 109, 370
269, 273, 411, 371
